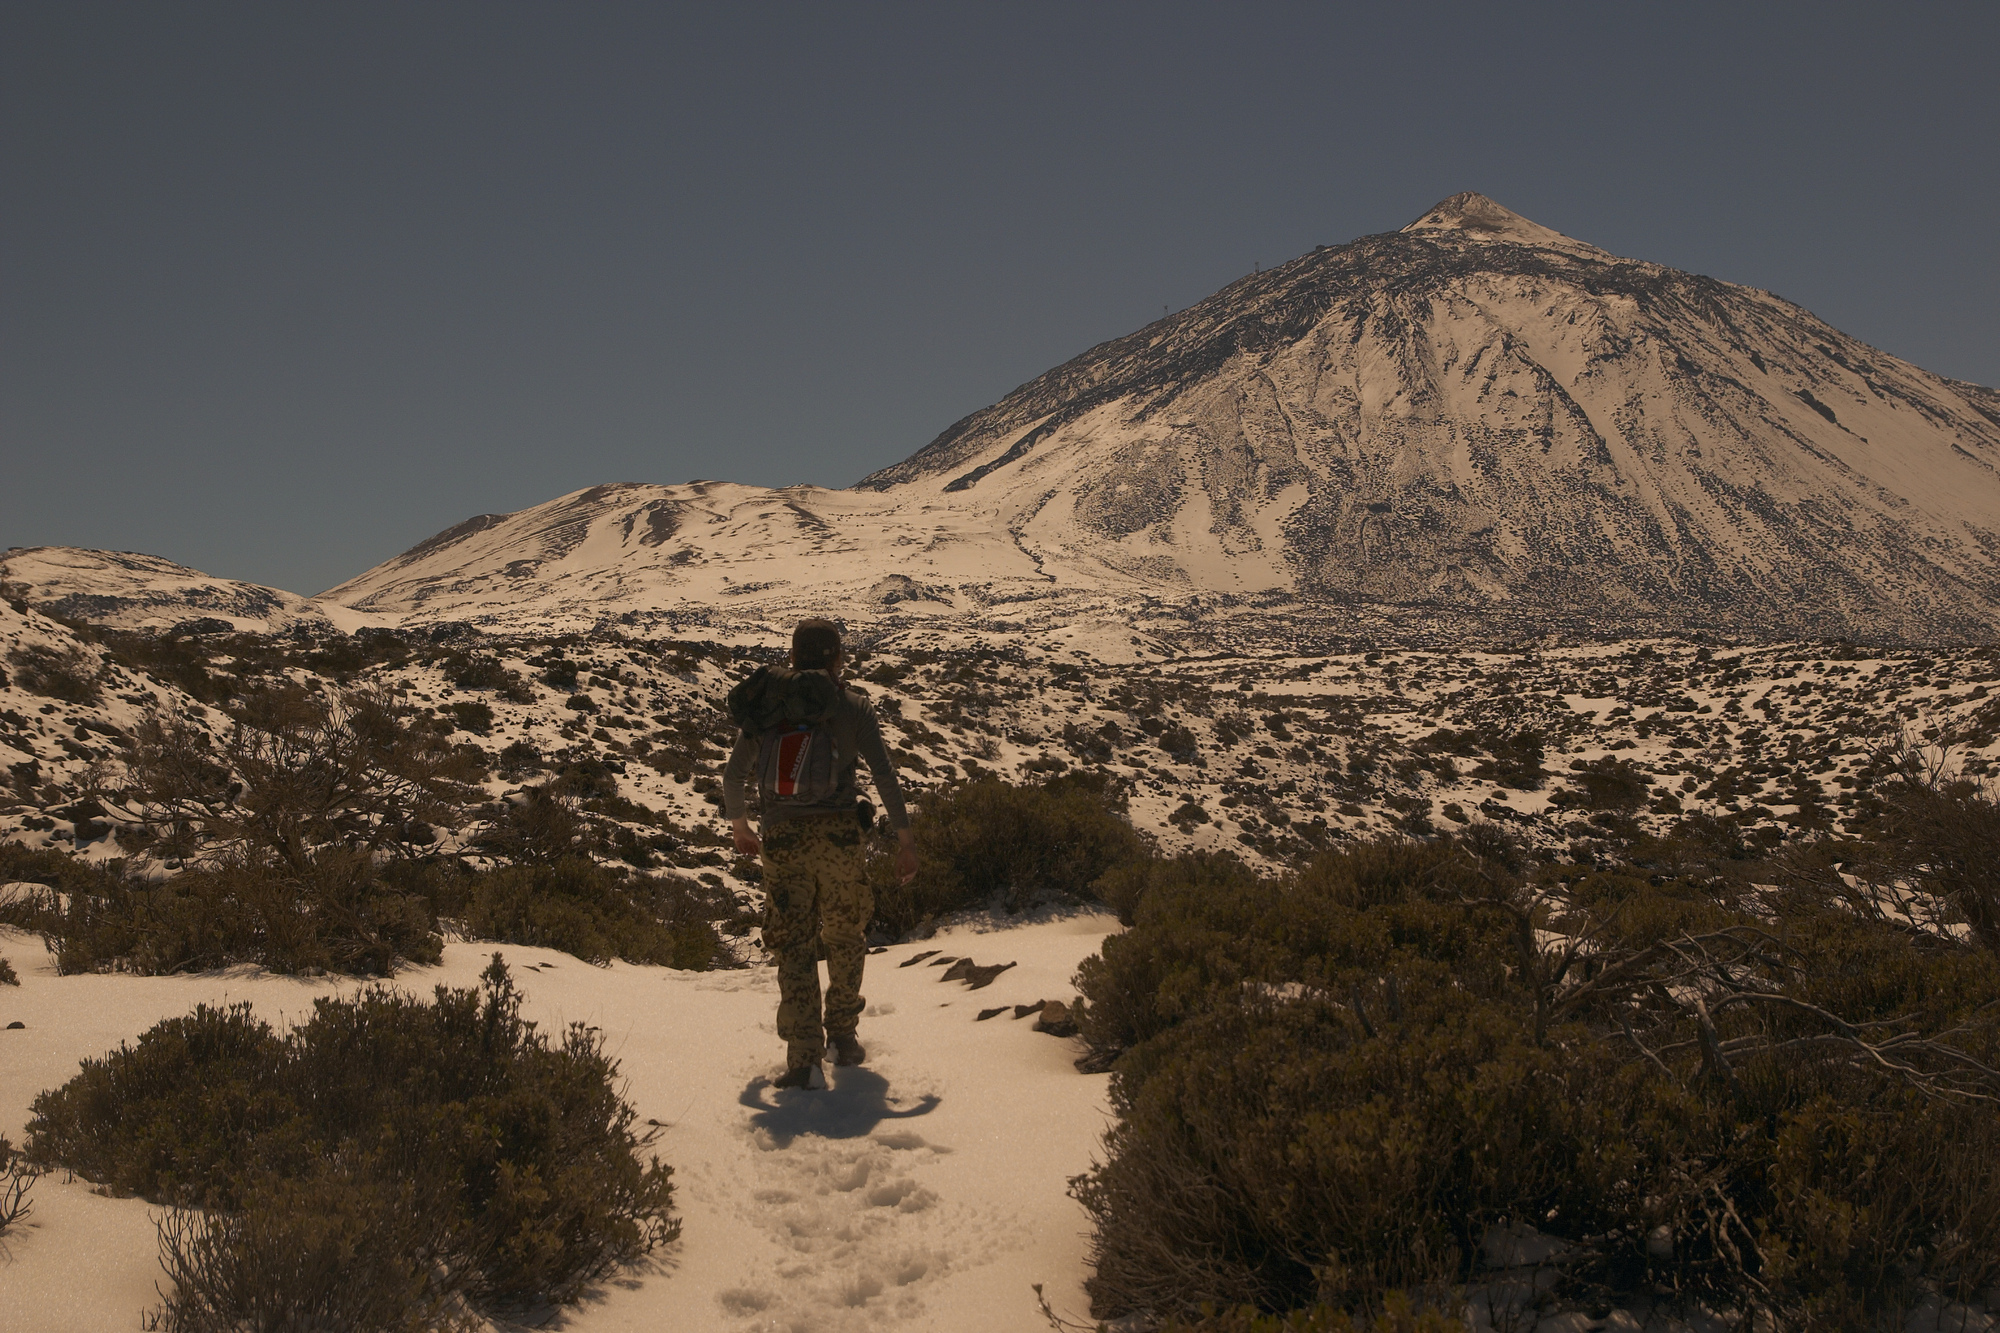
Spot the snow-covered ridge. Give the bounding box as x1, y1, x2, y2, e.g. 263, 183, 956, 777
0, 547, 380, 636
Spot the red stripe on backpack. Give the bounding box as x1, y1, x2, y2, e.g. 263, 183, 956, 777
774, 727, 812, 798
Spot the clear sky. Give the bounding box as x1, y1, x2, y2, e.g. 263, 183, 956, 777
4, 2, 1996, 596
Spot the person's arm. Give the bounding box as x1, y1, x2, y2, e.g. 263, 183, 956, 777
851, 704, 917, 883
722, 729, 761, 856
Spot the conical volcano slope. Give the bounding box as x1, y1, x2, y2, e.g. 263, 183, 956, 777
327, 194, 2000, 643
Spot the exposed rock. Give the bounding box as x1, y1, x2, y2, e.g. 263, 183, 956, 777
1034, 1001, 1078, 1037
937, 958, 1016, 989
963, 962, 1015, 990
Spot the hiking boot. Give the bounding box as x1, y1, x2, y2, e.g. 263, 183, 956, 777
830, 1033, 866, 1067
773, 1061, 819, 1090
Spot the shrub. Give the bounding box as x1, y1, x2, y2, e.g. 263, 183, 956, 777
1155, 1295, 1467, 1332
5, 643, 101, 704
0, 1136, 37, 1237
5, 829, 735, 976
456, 857, 732, 968
869, 773, 1147, 937
1861, 764, 2000, 956
1557, 756, 1650, 812
16, 684, 493, 976
26, 958, 676, 1326
152, 1168, 477, 1332
1069, 834, 2000, 1326
95, 631, 232, 704
498, 738, 543, 772
4, 843, 441, 976
118, 686, 484, 870
1466, 728, 1546, 791
443, 652, 507, 691
445, 700, 495, 734
1091, 848, 1259, 927
0, 955, 16, 985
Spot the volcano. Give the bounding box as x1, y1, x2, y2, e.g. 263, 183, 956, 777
271, 193, 2000, 644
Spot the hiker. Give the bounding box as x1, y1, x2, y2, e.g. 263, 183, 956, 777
724, 618, 917, 1089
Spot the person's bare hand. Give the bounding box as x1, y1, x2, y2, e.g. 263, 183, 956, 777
895, 830, 917, 885
732, 818, 761, 858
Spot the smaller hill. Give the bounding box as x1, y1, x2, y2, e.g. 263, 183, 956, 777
0, 547, 377, 636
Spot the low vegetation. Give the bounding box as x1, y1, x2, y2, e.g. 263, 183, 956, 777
13, 616, 2000, 1327
867, 771, 1147, 937
444, 855, 737, 969
1068, 795, 2000, 1329
0, 680, 739, 975
25, 957, 676, 1330
4, 642, 102, 704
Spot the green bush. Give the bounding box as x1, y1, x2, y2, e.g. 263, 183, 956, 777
151, 1168, 477, 1332
497, 738, 543, 772
445, 700, 495, 734
27, 958, 676, 1326
1, 843, 441, 976
1069, 834, 2000, 1326
868, 773, 1147, 937
1554, 756, 1650, 812
1466, 728, 1546, 791
1091, 848, 1260, 927
2, 834, 735, 977
454, 856, 733, 968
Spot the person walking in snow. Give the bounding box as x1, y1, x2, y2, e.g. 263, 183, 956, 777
724, 618, 918, 1089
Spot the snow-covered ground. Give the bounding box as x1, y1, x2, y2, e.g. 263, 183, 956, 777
10, 576, 2000, 888
0, 909, 1119, 1333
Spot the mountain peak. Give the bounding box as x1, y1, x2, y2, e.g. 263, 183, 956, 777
1400, 191, 1602, 253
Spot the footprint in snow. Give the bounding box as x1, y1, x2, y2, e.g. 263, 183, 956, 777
720, 1070, 1014, 1329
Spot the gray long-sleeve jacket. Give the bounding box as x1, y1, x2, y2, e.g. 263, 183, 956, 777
722, 677, 911, 832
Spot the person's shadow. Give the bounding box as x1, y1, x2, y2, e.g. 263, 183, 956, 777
738, 1066, 942, 1148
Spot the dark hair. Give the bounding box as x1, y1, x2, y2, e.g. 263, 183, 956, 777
791, 619, 843, 670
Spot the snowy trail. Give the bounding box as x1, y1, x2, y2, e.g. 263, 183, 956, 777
0, 911, 1119, 1332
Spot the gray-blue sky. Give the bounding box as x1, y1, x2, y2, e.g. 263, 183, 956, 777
5, 2, 1996, 595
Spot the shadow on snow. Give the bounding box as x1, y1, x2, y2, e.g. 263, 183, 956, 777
738, 1066, 942, 1147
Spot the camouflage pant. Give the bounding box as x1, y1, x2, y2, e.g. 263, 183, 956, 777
761, 813, 872, 1067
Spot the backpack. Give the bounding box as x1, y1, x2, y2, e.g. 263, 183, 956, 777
726, 666, 844, 809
